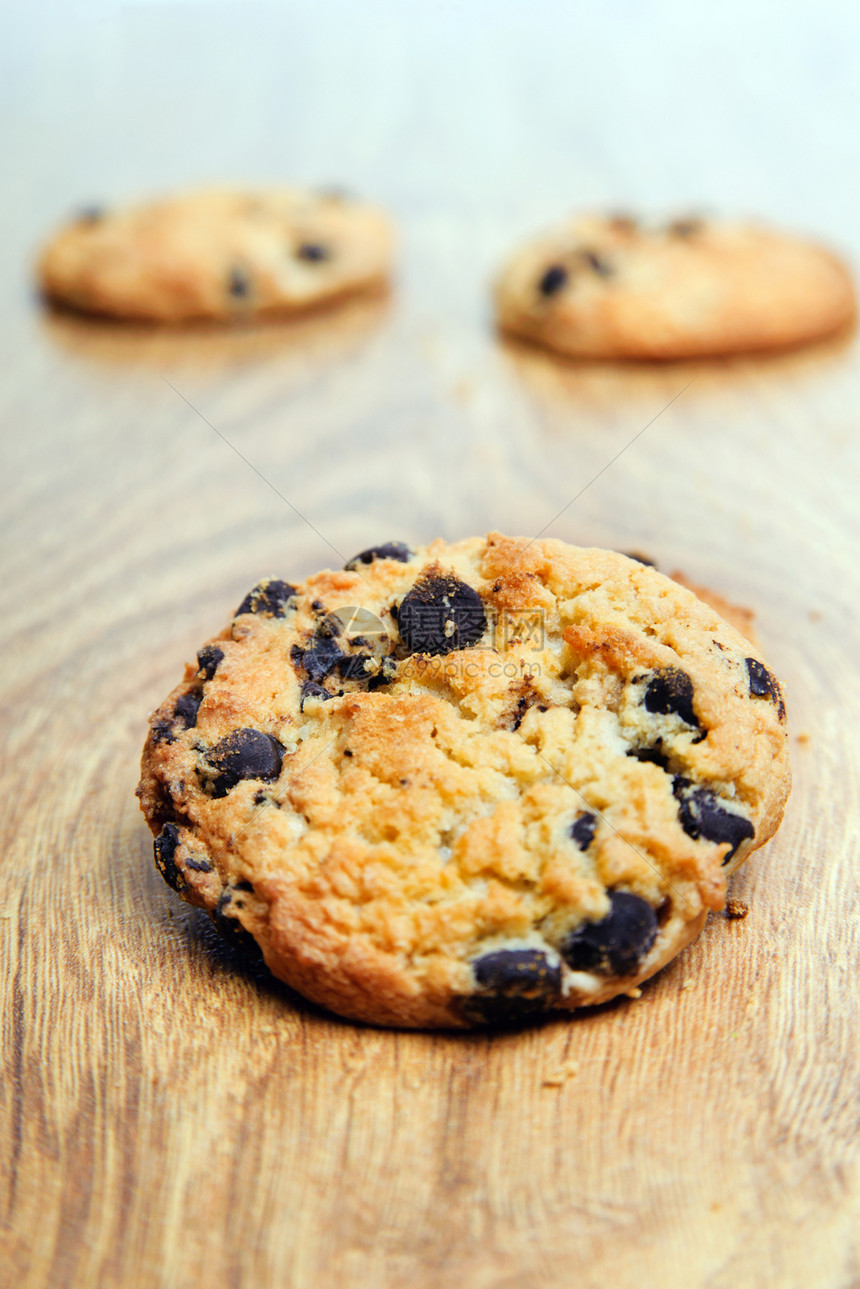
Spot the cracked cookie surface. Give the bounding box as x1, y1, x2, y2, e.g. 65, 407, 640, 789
137, 533, 790, 1027
39, 187, 393, 322
495, 213, 855, 358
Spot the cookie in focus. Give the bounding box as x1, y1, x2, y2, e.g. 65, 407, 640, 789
137, 534, 791, 1028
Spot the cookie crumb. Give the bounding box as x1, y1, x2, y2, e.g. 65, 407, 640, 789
542, 1058, 579, 1087
625, 986, 643, 999
680, 978, 695, 990
725, 899, 749, 920
795, 732, 811, 746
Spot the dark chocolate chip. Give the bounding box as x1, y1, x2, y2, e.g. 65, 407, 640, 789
185, 856, 213, 873
296, 243, 330, 262
173, 690, 203, 730
196, 645, 224, 682
150, 719, 176, 746
212, 888, 262, 957
560, 892, 657, 976
344, 541, 413, 570
624, 551, 656, 567
667, 217, 704, 237
366, 656, 397, 690
673, 777, 754, 863
538, 264, 568, 296
398, 573, 486, 656
291, 636, 344, 683
628, 745, 670, 769
746, 657, 784, 718
153, 823, 184, 892
228, 266, 251, 299
643, 667, 698, 728
300, 680, 332, 710
315, 613, 343, 640
465, 948, 562, 1025
205, 729, 285, 798
579, 249, 612, 276
336, 652, 376, 682
76, 205, 106, 225
235, 579, 297, 619
570, 812, 598, 850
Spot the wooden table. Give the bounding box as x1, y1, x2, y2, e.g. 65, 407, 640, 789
2, 4, 859, 1286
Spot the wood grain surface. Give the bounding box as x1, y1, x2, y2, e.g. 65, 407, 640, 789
2, 4, 860, 1286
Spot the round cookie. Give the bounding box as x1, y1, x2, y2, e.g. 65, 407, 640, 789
494, 213, 855, 359
137, 534, 791, 1028
38, 187, 393, 322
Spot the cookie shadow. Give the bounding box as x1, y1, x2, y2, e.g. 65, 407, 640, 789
172, 901, 644, 1039
36, 284, 392, 376
496, 320, 858, 413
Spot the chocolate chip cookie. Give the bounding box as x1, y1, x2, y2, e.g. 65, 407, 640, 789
38, 187, 393, 322
495, 213, 855, 358
137, 534, 790, 1027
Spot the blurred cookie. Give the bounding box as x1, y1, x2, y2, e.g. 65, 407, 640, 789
137, 534, 790, 1028
495, 213, 855, 358
38, 187, 393, 322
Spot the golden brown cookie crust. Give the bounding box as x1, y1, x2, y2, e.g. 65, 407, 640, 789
38, 187, 394, 322
137, 534, 790, 1028
495, 214, 855, 359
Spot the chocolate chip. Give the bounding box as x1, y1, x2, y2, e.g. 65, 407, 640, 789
153, 689, 202, 743
746, 657, 785, 718
76, 205, 106, 225
300, 680, 331, 710
628, 745, 670, 769
213, 887, 262, 957
465, 948, 562, 1025
235, 579, 297, 619
205, 729, 285, 798
196, 645, 224, 682
185, 856, 213, 873
315, 613, 343, 640
228, 266, 251, 299
667, 218, 704, 237
291, 637, 344, 683
398, 573, 486, 656
538, 264, 568, 296
173, 690, 203, 730
150, 719, 176, 746
624, 551, 656, 566
153, 823, 184, 892
336, 652, 376, 682
673, 777, 754, 863
344, 541, 413, 570
366, 656, 397, 690
560, 892, 657, 976
643, 667, 698, 728
296, 243, 330, 262
579, 249, 612, 276
570, 812, 598, 850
